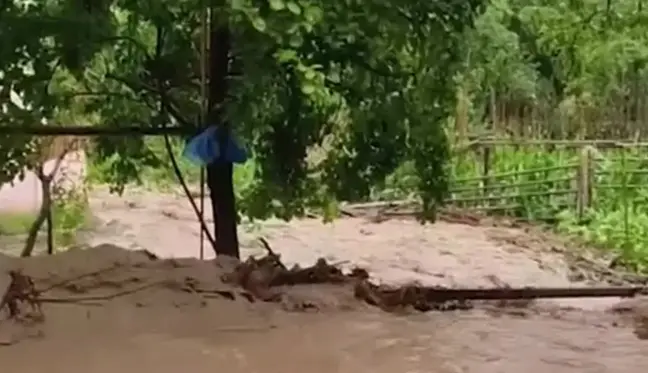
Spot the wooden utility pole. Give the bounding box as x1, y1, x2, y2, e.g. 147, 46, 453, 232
198, 0, 209, 260
206, 7, 240, 258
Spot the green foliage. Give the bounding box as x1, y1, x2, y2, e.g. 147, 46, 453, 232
6, 0, 648, 270
0, 0, 486, 222
0, 212, 34, 236
0, 195, 90, 248
443, 146, 648, 273
87, 137, 257, 200
431, 0, 648, 272
51, 192, 92, 248
456, 0, 648, 138
450, 148, 576, 219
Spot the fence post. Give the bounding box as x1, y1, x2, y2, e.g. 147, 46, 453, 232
575, 145, 593, 222
620, 146, 630, 249
481, 86, 497, 205
481, 144, 491, 196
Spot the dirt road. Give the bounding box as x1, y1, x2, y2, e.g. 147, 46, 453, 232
0, 189, 647, 372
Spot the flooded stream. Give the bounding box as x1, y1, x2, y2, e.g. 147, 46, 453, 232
1, 189, 646, 372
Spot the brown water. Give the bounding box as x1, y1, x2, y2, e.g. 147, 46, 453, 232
1, 189, 647, 372
1, 302, 646, 373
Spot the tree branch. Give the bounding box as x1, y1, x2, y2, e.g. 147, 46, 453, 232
21, 139, 79, 257
98, 36, 152, 58
59, 91, 134, 99
44, 140, 74, 182
104, 73, 194, 128
153, 23, 199, 129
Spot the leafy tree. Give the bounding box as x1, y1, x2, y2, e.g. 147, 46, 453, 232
0, 0, 486, 258
459, 0, 648, 138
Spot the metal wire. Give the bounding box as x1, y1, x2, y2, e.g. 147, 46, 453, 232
159, 0, 217, 258
198, 0, 209, 260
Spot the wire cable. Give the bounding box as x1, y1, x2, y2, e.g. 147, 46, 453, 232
197, 0, 209, 260
163, 134, 217, 252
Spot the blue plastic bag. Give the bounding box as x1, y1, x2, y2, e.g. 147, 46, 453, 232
182, 126, 248, 166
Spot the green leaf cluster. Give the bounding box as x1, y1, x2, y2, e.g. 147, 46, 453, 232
0, 0, 486, 220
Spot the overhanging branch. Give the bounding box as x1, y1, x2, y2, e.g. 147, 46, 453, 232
105, 73, 194, 128
0, 125, 195, 136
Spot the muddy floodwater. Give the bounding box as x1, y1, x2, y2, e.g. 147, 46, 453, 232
1, 300, 646, 373
0, 189, 647, 372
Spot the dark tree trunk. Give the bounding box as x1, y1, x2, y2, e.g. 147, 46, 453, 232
207, 162, 239, 258
207, 21, 240, 258
21, 167, 52, 258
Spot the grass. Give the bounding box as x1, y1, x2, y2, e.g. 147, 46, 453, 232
0, 196, 92, 249
51, 194, 94, 247
0, 212, 34, 236
446, 145, 648, 273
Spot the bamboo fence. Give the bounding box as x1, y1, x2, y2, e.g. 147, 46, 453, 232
448, 138, 648, 245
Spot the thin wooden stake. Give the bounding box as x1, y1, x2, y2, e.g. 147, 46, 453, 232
199, 168, 205, 260
198, 0, 209, 259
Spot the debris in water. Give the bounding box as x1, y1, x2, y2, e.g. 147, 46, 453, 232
0, 270, 44, 322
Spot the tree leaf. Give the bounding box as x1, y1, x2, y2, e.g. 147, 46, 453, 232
269, 0, 286, 11
301, 83, 316, 95
286, 2, 302, 15
251, 16, 267, 32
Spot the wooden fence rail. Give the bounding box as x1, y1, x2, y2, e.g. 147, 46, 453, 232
447, 138, 648, 245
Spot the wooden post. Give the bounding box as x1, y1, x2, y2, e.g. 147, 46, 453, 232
620, 147, 630, 248
575, 145, 593, 222
198, 0, 209, 260
481, 144, 491, 205
481, 87, 497, 206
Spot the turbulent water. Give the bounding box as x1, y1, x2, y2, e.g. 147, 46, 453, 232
1, 188, 646, 372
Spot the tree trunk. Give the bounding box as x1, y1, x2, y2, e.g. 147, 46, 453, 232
207, 162, 239, 258
21, 169, 51, 257
207, 20, 240, 258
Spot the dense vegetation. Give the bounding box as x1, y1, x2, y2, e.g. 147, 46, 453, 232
0, 0, 485, 257
3, 0, 648, 270
453, 0, 648, 272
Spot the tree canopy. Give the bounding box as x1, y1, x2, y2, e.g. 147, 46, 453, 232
458, 0, 648, 139
6, 0, 647, 256
0, 0, 485, 227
